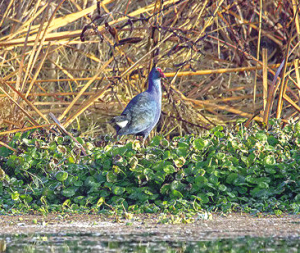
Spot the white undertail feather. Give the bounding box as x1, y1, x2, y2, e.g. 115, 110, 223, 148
116, 120, 128, 128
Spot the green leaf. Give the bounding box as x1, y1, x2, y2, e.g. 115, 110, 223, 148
226, 191, 236, 198
23, 195, 33, 203
42, 187, 55, 198
0, 146, 13, 157
258, 182, 269, 189
0, 168, 5, 181
175, 169, 185, 180
195, 176, 208, 186
129, 156, 138, 170
62, 187, 76, 198
150, 136, 162, 146
55, 171, 68, 182
74, 180, 83, 187
294, 194, 300, 202
233, 175, 246, 186
198, 168, 206, 176
176, 147, 188, 157
209, 174, 218, 185
245, 176, 257, 184
84, 176, 97, 187
265, 165, 277, 174
295, 121, 300, 133
11, 191, 20, 201
74, 196, 85, 205
170, 180, 180, 190
163, 150, 172, 160
218, 184, 227, 191
214, 131, 225, 138
174, 157, 186, 168
255, 132, 268, 142
97, 197, 105, 207
103, 159, 112, 170
212, 125, 223, 132
154, 172, 165, 183
160, 139, 169, 148
197, 193, 209, 203
267, 136, 279, 146
106, 171, 118, 183
171, 190, 183, 198
112, 186, 125, 195
193, 138, 207, 150
160, 184, 170, 195
163, 165, 176, 174
263, 155, 276, 166
216, 152, 226, 161
76, 137, 84, 145
250, 187, 269, 198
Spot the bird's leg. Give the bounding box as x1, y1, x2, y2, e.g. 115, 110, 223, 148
142, 136, 148, 148
134, 135, 145, 148
141, 137, 146, 148
113, 134, 118, 143
114, 134, 124, 145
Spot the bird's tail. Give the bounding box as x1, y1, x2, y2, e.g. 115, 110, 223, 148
109, 115, 129, 135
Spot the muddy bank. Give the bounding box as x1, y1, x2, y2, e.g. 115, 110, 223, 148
0, 213, 300, 240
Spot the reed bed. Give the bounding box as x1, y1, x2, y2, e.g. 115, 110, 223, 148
0, 0, 300, 144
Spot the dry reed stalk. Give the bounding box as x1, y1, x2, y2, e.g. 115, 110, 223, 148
0, 0, 300, 140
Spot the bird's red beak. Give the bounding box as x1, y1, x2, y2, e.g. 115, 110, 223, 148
156, 67, 166, 78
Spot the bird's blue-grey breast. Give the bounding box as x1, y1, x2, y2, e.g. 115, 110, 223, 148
113, 67, 165, 139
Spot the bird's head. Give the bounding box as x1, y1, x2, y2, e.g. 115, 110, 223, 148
149, 67, 166, 80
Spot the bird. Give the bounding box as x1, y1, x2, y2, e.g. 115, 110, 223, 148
112, 66, 165, 142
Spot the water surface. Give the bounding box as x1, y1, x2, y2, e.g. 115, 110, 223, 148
1, 233, 300, 252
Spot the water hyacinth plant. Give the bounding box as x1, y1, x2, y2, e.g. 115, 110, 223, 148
1, 121, 300, 215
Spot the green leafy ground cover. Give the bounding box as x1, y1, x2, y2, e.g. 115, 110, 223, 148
1, 120, 300, 216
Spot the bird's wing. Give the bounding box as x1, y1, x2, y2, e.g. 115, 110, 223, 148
121, 92, 157, 134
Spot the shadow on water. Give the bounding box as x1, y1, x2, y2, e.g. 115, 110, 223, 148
0, 233, 300, 253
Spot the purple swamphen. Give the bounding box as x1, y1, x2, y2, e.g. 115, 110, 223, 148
112, 67, 165, 142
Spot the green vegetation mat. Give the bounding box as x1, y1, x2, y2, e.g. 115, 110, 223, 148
1, 120, 300, 216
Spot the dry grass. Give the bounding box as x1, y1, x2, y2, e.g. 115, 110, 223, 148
1, 0, 300, 143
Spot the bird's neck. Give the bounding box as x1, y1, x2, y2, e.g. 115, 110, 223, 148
147, 78, 161, 96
